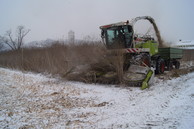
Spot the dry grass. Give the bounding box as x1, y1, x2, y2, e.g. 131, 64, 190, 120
0, 41, 126, 84
0, 41, 106, 76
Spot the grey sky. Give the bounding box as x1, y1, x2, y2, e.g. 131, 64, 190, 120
0, 0, 194, 43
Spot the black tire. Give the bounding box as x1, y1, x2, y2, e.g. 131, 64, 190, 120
155, 58, 165, 74
175, 61, 180, 69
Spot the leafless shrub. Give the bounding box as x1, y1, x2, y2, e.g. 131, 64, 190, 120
111, 49, 124, 83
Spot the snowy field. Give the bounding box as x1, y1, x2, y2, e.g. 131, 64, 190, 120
0, 67, 194, 129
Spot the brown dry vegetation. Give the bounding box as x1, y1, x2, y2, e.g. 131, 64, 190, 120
0, 41, 126, 84
0, 42, 122, 83
0, 41, 106, 76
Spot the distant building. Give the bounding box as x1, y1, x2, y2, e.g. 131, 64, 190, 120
68, 30, 75, 43
174, 40, 194, 49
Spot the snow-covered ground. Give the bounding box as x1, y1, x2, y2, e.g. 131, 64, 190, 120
0, 68, 194, 129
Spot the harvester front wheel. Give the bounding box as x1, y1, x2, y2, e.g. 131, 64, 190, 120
155, 58, 165, 74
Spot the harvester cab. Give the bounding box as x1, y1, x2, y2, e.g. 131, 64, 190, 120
100, 21, 134, 49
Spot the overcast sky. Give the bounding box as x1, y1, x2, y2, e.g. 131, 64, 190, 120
0, 0, 194, 43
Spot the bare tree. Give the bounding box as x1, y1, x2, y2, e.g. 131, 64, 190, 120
0, 26, 30, 50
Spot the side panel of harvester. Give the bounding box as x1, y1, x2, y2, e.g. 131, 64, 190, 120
135, 40, 158, 56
